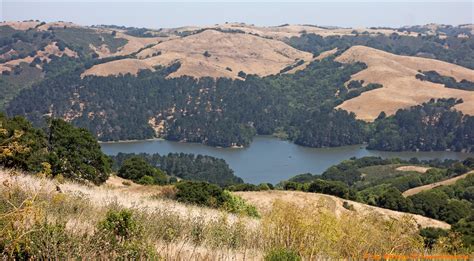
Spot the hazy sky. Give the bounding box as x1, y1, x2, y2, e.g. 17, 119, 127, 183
1, 1, 473, 29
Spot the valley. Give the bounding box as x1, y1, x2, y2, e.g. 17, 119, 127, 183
1, 11, 474, 259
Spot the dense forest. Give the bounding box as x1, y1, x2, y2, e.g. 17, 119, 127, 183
368, 99, 474, 152
111, 152, 243, 186
278, 156, 474, 248
7, 57, 370, 148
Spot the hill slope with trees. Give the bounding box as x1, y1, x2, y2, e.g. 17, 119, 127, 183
1, 21, 474, 153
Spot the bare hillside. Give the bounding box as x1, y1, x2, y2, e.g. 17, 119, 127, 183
83, 29, 313, 79
335, 45, 474, 121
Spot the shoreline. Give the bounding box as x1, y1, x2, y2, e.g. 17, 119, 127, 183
98, 137, 165, 144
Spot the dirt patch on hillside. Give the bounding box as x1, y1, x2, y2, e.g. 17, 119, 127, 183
396, 166, 431, 173
335, 45, 474, 121
236, 190, 450, 229
402, 171, 473, 197
83, 29, 313, 79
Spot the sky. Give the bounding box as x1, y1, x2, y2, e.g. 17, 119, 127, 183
1, 1, 473, 29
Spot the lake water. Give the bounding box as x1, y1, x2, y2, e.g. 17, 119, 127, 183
101, 136, 474, 184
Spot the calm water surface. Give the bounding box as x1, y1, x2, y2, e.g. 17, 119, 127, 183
101, 136, 474, 184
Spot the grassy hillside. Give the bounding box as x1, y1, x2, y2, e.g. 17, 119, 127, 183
335, 45, 474, 121
3, 169, 470, 259
279, 156, 474, 249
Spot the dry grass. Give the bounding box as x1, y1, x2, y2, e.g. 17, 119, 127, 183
91, 30, 174, 58
206, 23, 420, 40
0, 169, 263, 259
0, 21, 40, 30
2, 168, 468, 259
335, 45, 474, 121
396, 165, 431, 173
36, 21, 82, 31
0, 42, 77, 72
402, 171, 474, 197
235, 190, 450, 229
83, 29, 313, 79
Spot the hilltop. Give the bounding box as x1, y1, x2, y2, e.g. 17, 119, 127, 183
83, 29, 313, 79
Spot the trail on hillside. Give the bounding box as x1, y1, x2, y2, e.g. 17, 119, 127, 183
402, 171, 474, 197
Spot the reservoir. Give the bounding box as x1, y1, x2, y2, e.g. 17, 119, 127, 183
101, 136, 474, 184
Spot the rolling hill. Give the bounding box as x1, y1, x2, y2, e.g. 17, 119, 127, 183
82, 29, 314, 79
1, 21, 474, 152
335, 45, 474, 121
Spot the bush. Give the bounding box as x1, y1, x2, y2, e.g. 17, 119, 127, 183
265, 248, 301, 261
137, 175, 155, 185
420, 227, 449, 249
175, 181, 259, 217
222, 190, 260, 217
307, 179, 353, 199
175, 181, 225, 208
258, 183, 272, 191
118, 156, 167, 185
342, 201, 355, 211
99, 209, 139, 240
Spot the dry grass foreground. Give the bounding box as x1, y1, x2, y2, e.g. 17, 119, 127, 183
403, 171, 474, 197
82, 29, 313, 79
2, 169, 457, 259
5, 168, 473, 259
236, 190, 450, 230
335, 45, 474, 121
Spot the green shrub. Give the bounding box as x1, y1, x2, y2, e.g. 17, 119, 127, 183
265, 248, 301, 261
222, 190, 260, 217
137, 175, 155, 185
258, 183, 271, 191
99, 209, 139, 240
175, 181, 225, 208
308, 179, 353, 199
420, 227, 449, 249
118, 156, 167, 185
175, 182, 259, 217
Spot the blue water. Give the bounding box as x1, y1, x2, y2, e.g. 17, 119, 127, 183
101, 136, 473, 184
